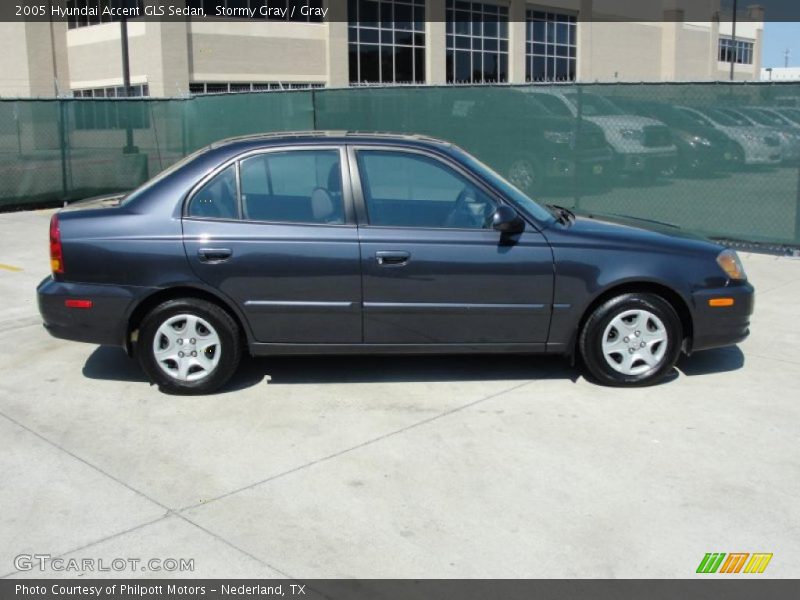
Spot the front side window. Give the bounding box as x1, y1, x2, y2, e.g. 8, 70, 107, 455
357, 151, 498, 229
239, 150, 344, 224
446, 0, 509, 84
526, 9, 577, 82
348, 0, 426, 84
187, 165, 239, 219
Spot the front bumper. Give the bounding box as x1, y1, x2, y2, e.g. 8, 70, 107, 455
37, 276, 140, 347
690, 282, 754, 352
542, 150, 614, 181
618, 151, 677, 174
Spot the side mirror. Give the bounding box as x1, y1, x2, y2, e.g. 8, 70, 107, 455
491, 206, 525, 234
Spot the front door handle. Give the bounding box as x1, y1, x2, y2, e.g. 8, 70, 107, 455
198, 248, 233, 263
376, 251, 411, 266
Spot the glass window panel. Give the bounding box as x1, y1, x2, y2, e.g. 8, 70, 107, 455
188, 165, 239, 220
357, 151, 497, 229
239, 151, 343, 225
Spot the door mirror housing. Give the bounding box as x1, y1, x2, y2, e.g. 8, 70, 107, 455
492, 206, 525, 234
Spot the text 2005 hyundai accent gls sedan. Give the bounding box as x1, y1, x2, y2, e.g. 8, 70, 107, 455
37, 132, 754, 394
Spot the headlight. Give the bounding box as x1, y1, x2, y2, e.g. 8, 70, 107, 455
544, 130, 574, 144
716, 249, 746, 280
619, 128, 643, 141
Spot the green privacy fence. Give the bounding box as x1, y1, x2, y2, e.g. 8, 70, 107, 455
2, 83, 800, 246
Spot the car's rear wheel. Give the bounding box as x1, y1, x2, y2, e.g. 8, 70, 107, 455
138, 298, 241, 395
579, 292, 682, 386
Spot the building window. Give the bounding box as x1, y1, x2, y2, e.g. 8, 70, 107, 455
348, 0, 426, 85
188, 1, 324, 23
526, 9, 577, 82
718, 37, 753, 65
188, 82, 324, 95
71, 84, 150, 130
66, 1, 145, 30
446, 0, 509, 84
72, 84, 149, 98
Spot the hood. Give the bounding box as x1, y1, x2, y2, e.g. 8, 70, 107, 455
585, 115, 667, 129
561, 209, 722, 254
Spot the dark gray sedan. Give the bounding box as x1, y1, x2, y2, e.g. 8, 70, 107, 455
38, 132, 753, 394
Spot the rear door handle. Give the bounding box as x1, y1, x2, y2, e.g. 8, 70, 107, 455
376, 251, 410, 266
198, 248, 233, 263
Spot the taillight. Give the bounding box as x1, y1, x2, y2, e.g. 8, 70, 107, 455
50, 214, 64, 274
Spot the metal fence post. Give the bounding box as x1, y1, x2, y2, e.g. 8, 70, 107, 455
573, 84, 584, 211
58, 99, 69, 201
795, 165, 800, 245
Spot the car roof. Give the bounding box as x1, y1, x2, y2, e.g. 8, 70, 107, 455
208, 131, 454, 152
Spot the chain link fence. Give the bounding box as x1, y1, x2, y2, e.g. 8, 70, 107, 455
2, 83, 799, 246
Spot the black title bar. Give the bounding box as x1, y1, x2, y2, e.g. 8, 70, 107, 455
4, 580, 800, 600
3, 0, 800, 23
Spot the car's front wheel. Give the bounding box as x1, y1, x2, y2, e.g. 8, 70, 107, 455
138, 298, 241, 395
579, 292, 682, 386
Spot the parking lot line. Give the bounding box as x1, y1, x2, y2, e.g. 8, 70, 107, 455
0, 263, 22, 272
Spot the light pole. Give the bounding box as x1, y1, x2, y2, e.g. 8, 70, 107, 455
729, 0, 738, 81
120, 13, 137, 154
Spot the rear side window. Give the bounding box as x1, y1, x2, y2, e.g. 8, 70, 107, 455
187, 165, 239, 219
239, 150, 344, 225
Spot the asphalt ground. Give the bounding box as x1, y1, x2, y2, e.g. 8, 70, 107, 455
0, 208, 798, 578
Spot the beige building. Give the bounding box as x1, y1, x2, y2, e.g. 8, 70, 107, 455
0, 0, 764, 98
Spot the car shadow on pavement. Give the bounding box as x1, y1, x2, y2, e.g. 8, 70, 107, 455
82, 346, 148, 383
235, 353, 580, 386
82, 346, 580, 390
676, 346, 744, 376
82, 345, 744, 391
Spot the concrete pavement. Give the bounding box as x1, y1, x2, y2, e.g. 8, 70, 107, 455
0, 208, 798, 579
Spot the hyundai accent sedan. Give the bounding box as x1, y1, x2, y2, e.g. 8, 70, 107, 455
37, 132, 754, 394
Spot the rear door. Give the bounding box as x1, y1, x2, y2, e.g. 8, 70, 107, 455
182, 145, 362, 344
350, 146, 554, 345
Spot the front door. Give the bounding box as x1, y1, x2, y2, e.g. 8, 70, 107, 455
182, 146, 362, 344
352, 147, 553, 345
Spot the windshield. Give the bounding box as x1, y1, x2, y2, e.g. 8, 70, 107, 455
527, 93, 574, 117
677, 108, 714, 127
120, 146, 211, 206
780, 108, 800, 125
451, 147, 555, 224
563, 93, 624, 116
699, 108, 749, 127
742, 108, 788, 127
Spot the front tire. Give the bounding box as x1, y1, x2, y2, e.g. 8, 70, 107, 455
138, 298, 241, 395
579, 293, 682, 386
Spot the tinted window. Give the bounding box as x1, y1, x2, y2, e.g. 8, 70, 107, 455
357, 151, 497, 229
187, 165, 239, 219
239, 150, 344, 225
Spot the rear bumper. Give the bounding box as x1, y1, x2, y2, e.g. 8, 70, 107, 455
37, 277, 140, 347
690, 282, 755, 352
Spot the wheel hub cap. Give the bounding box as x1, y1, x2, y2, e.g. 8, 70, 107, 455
601, 309, 668, 376
152, 314, 221, 382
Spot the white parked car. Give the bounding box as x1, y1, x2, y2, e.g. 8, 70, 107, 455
524, 89, 678, 178
677, 106, 782, 166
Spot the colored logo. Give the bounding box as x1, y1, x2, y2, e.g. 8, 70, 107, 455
696, 553, 773, 574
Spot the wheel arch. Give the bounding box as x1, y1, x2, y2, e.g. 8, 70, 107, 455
572, 280, 694, 358
125, 284, 252, 356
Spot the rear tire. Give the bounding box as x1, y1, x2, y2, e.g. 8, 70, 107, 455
137, 298, 241, 395
579, 293, 682, 387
